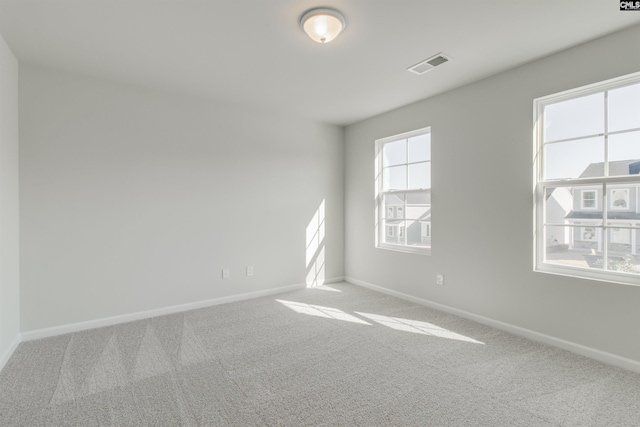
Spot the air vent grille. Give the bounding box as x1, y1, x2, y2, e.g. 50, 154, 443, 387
407, 53, 451, 75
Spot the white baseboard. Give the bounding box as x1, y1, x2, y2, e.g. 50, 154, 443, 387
345, 276, 640, 374
0, 335, 21, 372
21, 282, 307, 342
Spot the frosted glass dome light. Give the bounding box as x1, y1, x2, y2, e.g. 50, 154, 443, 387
300, 8, 347, 44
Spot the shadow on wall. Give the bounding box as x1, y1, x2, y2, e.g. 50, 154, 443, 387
306, 200, 325, 287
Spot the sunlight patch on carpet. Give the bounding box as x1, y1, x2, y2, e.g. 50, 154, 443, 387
356, 312, 484, 344
276, 300, 371, 325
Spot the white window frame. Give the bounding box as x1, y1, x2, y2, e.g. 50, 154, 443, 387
534, 71, 640, 287
581, 190, 597, 210
376, 127, 431, 255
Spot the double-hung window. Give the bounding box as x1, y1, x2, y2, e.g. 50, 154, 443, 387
581, 190, 597, 210
534, 72, 640, 285
375, 127, 431, 254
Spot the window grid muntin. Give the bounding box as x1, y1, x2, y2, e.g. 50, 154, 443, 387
543, 126, 640, 146
376, 127, 431, 255
535, 72, 640, 284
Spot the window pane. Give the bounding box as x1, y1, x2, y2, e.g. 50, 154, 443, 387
607, 234, 640, 274
608, 132, 640, 175
544, 225, 604, 270
384, 220, 403, 244
406, 191, 431, 205
383, 165, 406, 191
408, 133, 430, 163
406, 191, 431, 222
383, 139, 406, 167
408, 162, 430, 189
608, 82, 640, 132
405, 219, 429, 247
406, 203, 430, 221
544, 136, 604, 180
544, 93, 604, 142
544, 185, 602, 226
384, 194, 404, 219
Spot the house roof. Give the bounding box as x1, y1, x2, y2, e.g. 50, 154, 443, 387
565, 211, 640, 221
385, 194, 403, 205
579, 160, 640, 178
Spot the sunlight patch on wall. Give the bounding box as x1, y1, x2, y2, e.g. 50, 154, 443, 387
306, 247, 325, 287
374, 150, 381, 247
306, 200, 326, 287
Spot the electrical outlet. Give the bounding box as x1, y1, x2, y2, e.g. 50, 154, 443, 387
222, 268, 230, 279
436, 274, 444, 286
246, 266, 253, 276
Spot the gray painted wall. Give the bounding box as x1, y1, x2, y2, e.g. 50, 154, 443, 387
0, 33, 19, 362
20, 65, 344, 332
344, 24, 640, 362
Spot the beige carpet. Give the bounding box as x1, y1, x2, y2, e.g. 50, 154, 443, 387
1, 282, 640, 426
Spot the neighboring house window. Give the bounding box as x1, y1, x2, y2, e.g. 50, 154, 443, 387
534, 72, 640, 286
386, 226, 394, 238
376, 127, 431, 254
386, 206, 394, 218
581, 190, 597, 209
421, 222, 431, 243
582, 227, 597, 241
609, 188, 629, 210
611, 227, 630, 244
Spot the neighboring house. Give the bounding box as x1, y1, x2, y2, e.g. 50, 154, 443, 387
546, 187, 573, 246
564, 160, 640, 255
383, 194, 431, 246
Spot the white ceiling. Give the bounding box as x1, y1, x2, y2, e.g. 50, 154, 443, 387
1, 1, 639, 126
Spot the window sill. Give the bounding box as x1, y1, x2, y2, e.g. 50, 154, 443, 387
377, 243, 431, 256
535, 262, 640, 287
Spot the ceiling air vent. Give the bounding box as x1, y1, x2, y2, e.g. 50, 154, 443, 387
407, 53, 451, 75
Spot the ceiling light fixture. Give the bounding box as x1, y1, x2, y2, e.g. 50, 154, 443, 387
299, 7, 347, 44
